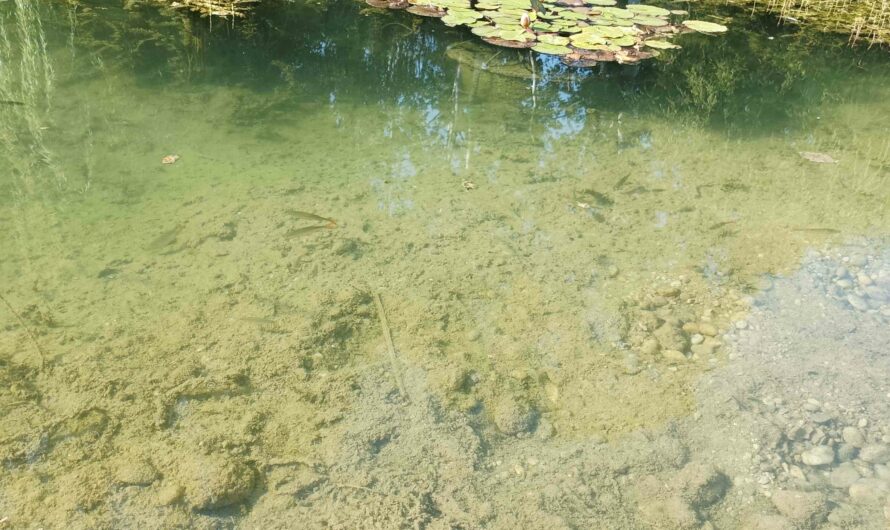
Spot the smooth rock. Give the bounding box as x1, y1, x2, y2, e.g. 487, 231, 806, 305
847, 294, 869, 311
849, 255, 867, 267
864, 286, 887, 301
860, 444, 890, 464
876, 464, 890, 481
690, 333, 704, 345
654, 323, 689, 353
829, 463, 860, 489
662, 349, 688, 363
156, 483, 185, 506
837, 443, 857, 462
801, 445, 835, 467
835, 266, 849, 279
114, 458, 159, 486
697, 323, 718, 337
492, 396, 536, 436
184, 455, 256, 511
638, 496, 699, 529
857, 272, 873, 286
842, 427, 865, 447
741, 515, 794, 530
640, 338, 660, 355
673, 463, 729, 509
771, 489, 828, 527
848, 478, 889, 504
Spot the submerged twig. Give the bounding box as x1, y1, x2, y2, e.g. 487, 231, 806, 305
373, 292, 408, 401
0, 293, 46, 369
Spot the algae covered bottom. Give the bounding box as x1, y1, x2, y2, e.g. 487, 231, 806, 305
1, 0, 890, 528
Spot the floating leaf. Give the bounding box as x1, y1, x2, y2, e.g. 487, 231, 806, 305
799, 151, 838, 164
682, 20, 728, 33
538, 33, 570, 45
633, 16, 669, 27
643, 39, 681, 49
471, 24, 500, 36
585, 0, 616, 5
407, 5, 446, 16
626, 4, 670, 16
600, 7, 634, 18
482, 36, 536, 47
532, 42, 572, 54
607, 35, 636, 46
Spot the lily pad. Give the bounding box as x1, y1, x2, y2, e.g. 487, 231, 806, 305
643, 39, 680, 49
482, 36, 536, 48
538, 33, 570, 45
471, 24, 501, 36
682, 20, 728, 33
626, 4, 670, 16
633, 16, 669, 27
532, 42, 572, 54
407, 5, 446, 16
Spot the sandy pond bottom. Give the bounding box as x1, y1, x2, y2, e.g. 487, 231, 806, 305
2, 1, 890, 528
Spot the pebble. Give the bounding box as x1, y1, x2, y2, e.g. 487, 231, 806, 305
847, 294, 869, 311
640, 338, 660, 355
690, 333, 704, 345
857, 273, 873, 286
607, 265, 620, 278
734, 320, 749, 330
842, 427, 865, 447
835, 279, 853, 289
835, 266, 849, 278
114, 458, 159, 486
662, 349, 688, 363
771, 489, 828, 527
810, 412, 833, 425
837, 443, 858, 462
829, 463, 861, 489
492, 396, 537, 436
849, 255, 867, 267
698, 323, 718, 337
184, 455, 256, 511
156, 483, 185, 506
801, 445, 835, 467
865, 286, 888, 301
859, 444, 890, 464
848, 478, 890, 504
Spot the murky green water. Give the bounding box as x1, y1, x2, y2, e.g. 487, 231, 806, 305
2, 1, 890, 528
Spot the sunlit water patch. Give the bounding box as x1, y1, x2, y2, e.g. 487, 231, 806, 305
1, 0, 889, 527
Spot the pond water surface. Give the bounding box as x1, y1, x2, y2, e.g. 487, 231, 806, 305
1, 0, 890, 528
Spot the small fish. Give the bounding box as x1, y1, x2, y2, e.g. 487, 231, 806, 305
613, 173, 631, 190
0, 100, 25, 106
799, 151, 838, 164
161, 154, 180, 165
709, 220, 737, 230
286, 225, 333, 238
286, 209, 337, 228
792, 227, 839, 233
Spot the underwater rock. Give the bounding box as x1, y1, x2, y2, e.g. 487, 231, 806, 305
114, 457, 159, 486
829, 463, 861, 489
638, 496, 699, 529
492, 396, 536, 436
156, 483, 185, 506
842, 426, 866, 447
673, 462, 729, 510
654, 323, 689, 353
183, 455, 256, 511
848, 478, 890, 504
800, 445, 834, 466
859, 444, 890, 464
770, 489, 828, 527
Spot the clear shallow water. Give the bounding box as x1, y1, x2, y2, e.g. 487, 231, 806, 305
1, 1, 890, 528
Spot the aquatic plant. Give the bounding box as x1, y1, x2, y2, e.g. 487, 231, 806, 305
719, 0, 890, 45
365, 0, 728, 66
168, 0, 260, 18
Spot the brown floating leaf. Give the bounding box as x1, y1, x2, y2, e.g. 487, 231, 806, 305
365, 0, 391, 7
799, 151, 839, 164
387, 0, 410, 8
482, 36, 537, 48
406, 4, 445, 16
561, 54, 598, 67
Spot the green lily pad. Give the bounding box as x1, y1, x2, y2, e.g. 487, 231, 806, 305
538, 34, 570, 45
626, 4, 670, 17
607, 35, 636, 46
471, 25, 500, 36
585, 0, 616, 5
643, 39, 681, 49
633, 16, 668, 27
532, 42, 572, 54
499, 28, 534, 41
600, 7, 633, 18
682, 20, 728, 33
